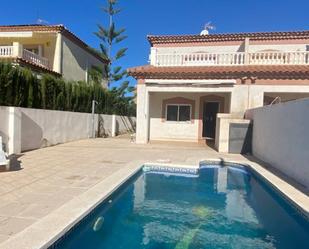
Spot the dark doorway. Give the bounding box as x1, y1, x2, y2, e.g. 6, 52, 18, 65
202, 102, 219, 138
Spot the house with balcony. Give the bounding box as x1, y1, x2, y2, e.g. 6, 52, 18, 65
128, 29, 309, 151
0, 24, 108, 86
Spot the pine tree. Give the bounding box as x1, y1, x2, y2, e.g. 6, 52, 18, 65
95, 0, 135, 114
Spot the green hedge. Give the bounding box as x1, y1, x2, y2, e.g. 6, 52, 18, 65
0, 63, 135, 115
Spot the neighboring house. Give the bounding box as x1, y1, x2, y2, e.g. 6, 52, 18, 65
0, 24, 108, 86
128, 29, 309, 149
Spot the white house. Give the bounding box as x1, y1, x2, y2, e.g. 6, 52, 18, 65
0, 24, 108, 86
128, 29, 309, 151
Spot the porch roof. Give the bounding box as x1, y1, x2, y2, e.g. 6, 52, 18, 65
127, 65, 309, 80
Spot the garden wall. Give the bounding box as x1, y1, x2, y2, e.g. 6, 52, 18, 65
0, 106, 135, 154
246, 98, 309, 189
0, 107, 10, 151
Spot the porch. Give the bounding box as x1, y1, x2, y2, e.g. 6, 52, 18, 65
148, 92, 231, 143
136, 82, 309, 152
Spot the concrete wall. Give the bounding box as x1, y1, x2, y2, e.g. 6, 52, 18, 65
61, 36, 107, 86
115, 115, 136, 135
0, 107, 10, 152
0, 106, 135, 154
215, 113, 250, 153
20, 108, 96, 152
249, 98, 309, 189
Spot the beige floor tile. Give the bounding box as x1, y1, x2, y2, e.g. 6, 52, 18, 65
0, 217, 35, 236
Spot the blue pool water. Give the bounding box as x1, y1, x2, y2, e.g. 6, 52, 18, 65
53, 165, 309, 249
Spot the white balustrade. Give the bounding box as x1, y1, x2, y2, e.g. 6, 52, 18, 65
22, 49, 49, 68
154, 51, 309, 67
0, 46, 50, 69
0, 46, 13, 57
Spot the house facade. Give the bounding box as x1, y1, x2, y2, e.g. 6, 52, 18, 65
0, 24, 108, 86
128, 30, 309, 151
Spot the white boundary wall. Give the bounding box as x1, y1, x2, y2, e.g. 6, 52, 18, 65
249, 98, 309, 189
0, 106, 135, 154
0, 107, 10, 152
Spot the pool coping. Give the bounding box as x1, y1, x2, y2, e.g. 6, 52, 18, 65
0, 158, 308, 249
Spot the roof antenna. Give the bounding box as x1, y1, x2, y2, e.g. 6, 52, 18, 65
36, 18, 49, 25
200, 21, 216, 35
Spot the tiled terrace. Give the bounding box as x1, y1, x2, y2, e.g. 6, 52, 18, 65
0, 137, 307, 248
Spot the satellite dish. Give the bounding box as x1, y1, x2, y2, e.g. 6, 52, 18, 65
200, 21, 216, 35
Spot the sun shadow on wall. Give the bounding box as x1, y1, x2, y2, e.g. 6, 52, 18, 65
21, 112, 44, 152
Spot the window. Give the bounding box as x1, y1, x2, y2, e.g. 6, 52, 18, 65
166, 105, 191, 122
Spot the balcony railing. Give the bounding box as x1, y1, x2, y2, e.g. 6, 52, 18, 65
0, 46, 13, 57
0, 46, 49, 69
22, 49, 49, 68
153, 51, 309, 67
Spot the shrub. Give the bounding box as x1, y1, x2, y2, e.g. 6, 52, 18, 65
0, 63, 136, 116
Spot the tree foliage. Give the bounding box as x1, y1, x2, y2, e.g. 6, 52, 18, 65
0, 63, 135, 116
94, 0, 135, 110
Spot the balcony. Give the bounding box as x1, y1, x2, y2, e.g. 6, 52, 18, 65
152, 51, 309, 67
0, 45, 49, 69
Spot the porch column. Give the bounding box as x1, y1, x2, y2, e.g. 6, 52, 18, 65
38, 45, 43, 57
230, 86, 249, 115
12, 42, 23, 58
247, 86, 264, 109
53, 32, 62, 74
8, 107, 21, 155
136, 84, 150, 144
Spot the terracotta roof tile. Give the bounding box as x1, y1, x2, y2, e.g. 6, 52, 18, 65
127, 65, 309, 80
147, 30, 309, 45
16, 57, 61, 76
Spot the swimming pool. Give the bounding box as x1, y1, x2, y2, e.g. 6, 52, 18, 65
51, 163, 309, 249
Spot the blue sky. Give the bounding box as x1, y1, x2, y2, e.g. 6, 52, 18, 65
0, 0, 308, 87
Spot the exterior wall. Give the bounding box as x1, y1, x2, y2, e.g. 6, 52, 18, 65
61, 36, 107, 86
215, 113, 250, 152
149, 93, 199, 141
148, 92, 230, 142
136, 84, 149, 144
0, 107, 21, 154
20, 108, 96, 152
0, 34, 57, 69
115, 115, 136, 135
0, 107, 10, 152
155, 44, 244, 54
249, 98, 309, 189
263, 92, 309, 105
0, 107, 135, 154
136, 82, 309, 144
0, 32, 108, 85
151, 42, 309, 65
